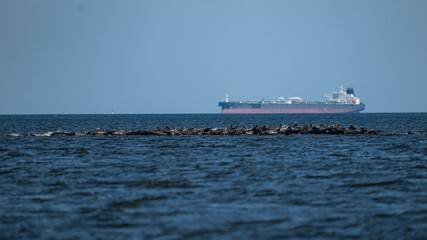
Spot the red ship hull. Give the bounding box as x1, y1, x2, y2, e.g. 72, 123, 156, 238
221, 108, 361, 114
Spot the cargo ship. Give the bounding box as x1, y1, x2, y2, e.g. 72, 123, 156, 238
218, 86, 365, 114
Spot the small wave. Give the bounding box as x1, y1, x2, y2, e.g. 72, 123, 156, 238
144, 179, 170, 186
110, 195, 168, 209
379, 131, 427, 136
231, 218, 287, 227
71, 191, 93, 196
374, 212, 398, 218
0, 148, 16, 152
111, 199, 141, 208
329, 153, 347, 157
413, 165, 427, 169
6, 151, 33, 157
94, 222, 136, 228
157, 144, 179, 149
305, 174, 334, 179
76, 207, 97, 214
140, 179, 198, 189
0, 169, 13, 175
350, 179, 403, 187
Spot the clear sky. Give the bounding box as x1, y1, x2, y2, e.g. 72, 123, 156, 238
1, 0, 426, 114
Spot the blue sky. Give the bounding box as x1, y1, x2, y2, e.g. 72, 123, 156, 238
1, 0, 426, 113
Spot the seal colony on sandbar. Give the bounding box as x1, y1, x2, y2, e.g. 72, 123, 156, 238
7, 123, 380, 136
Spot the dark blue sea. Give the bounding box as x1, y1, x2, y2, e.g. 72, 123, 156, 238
1, 113, 426, 239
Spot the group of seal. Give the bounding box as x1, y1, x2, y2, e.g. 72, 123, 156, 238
10, 123, 380, 137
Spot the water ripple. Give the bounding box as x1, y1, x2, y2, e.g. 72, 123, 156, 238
0, 113, 426, 239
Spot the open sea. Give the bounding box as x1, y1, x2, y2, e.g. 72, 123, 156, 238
0, 113, 426, 239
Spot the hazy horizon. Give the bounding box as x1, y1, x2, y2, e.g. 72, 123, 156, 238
1, 0, 426, 114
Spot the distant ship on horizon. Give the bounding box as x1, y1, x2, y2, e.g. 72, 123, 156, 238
218, 86, 365, 114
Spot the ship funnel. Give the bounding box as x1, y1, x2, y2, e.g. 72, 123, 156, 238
346, 87, 355, 96
225, 93, 229, 103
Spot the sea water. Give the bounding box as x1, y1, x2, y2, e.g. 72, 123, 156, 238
0, 113, 426, 239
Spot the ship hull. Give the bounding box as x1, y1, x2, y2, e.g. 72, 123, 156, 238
219, 102, 365, 114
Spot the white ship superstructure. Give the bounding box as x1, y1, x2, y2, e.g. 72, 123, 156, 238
324, 86, 360, 104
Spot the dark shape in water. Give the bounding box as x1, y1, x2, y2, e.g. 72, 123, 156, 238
9, 123, 380, 136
